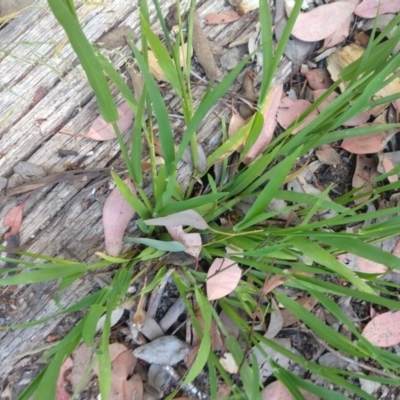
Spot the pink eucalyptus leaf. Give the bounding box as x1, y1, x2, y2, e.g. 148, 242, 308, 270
342, 112, 370, 127
56, 357, 73, 400
103, 179, 136, 256
206, 257, 241, 300
355, 0, 400, 18
145, 210, 208, 230
341, 128, 388, 154
86, 102, 134, 141
323, 13, 352, 48
313, 89, 339, 113
291, 2, 356, 42
167, 226, 202, 260
277, 98, 318, 133
315, 145, 342, 165
244, 83, 283, 163
3, 203, 24, 239
352, 154, 378, 204
337, 253, 388, 274
304, 68, 333, 90
362, 310, 400, 347
204, 10, 241, 24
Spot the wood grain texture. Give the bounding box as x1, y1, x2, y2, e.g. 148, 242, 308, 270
0, 0, 292, 379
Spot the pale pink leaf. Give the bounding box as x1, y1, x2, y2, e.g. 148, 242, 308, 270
110, 350, 139, 400
145, 210, 208, 230
167, 226, 202, 259
323, 14, 352, 49
260, 380, 293, 400
261, 380, 320, 400
206, 257, 241, 300
379, 153, 397, 183
3, 203, 24, 239
291, 2, 356, 42
277, 98, 318, 133
313, 89, 339, 113
204, 10, 241, 24
341, 129, 388, 154
93, 343, 129, 376
362, 310, 400, 347
352, 155, 378, 204
392, 239, 400, 258
355, 0, 400, 18
103, 179, 136, 256
262, 275, 287, 296
304, 68, 333, 90
228, 107, 248, 139
244, 83, 283, 163
337, 253, 387, 274
56, 357, 73, 400
315, 145, 342, 165
86, 102, 134, 141
342, 112, 370, 127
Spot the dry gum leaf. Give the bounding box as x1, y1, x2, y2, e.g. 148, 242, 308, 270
327, 44, 400, 115
103, 178, 136, 256
86, 102, 134, 141
291, 2, 356, 42
204, 10, 241, 24
243, 83, 283, 164
355, 0, 400, 18
352, 154, 378, 205
206, 257, 241, 300
362, 310, 400, 347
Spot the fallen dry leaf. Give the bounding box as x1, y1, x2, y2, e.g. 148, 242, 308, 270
281, 296, 319, 328
362, 310, 400, 347
337, 253, 387, 274
103, 178, 136, 256
110, 350, 138, 400
204, 10, 241, 24
341, 128, 389, 154
355, 0, 400, 18
144, 210, 208, 230
277, 97, 318, 133
352, 155, 378, 205
93, 343, 129, 376
291, 2, 356, 42
262, 275, 287, 296
228, 107, 248, 149
148, 43, 191, 82
192, 11, 221, 80
56, 357, 73, 400
68, 343, 94, 391
322, 12, 352, 49
378, 152, 400, 182
261, 380, 319, 400
206, 257, 242, 300
86, 102, 134, 141
327, 43, 400, 114
315, 145, 342, 166
3, 202, 24, 240
167, 226, 202, 260
303, 68, 333, 90
244, 83, 283, 164
265, 307, 284, 339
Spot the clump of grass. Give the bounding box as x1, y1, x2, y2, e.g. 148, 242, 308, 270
3, 0, 400, 399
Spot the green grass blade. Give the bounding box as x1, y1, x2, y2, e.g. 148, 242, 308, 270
82, 304, 105, 347
235, 147, 302, 230
141, 16, 182, 98
287, 237, 376, 294
47, 0, 118, 122
128, 38, 175, 174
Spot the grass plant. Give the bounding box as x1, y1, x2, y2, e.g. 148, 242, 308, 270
2, 0, 400, 399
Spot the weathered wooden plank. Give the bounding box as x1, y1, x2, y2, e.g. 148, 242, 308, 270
0, 0, 292, 381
